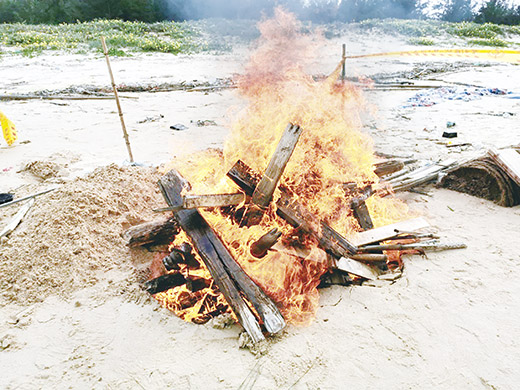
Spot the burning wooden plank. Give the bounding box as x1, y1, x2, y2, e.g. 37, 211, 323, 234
350, 197, 374, 231
227, 160, 358, 258
241, 123, 303, 226
154, 193, 245, 213
158, 169, 285, 341
250, 228, 282, 258
122, 216, 179, 248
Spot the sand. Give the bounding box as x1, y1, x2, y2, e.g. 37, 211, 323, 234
1, 24, 520, 389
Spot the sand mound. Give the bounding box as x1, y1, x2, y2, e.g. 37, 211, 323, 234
0, 164, 164, 306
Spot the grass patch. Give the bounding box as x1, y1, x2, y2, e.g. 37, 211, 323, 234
409, 37, 435, 45
0, 19, 209, 56
358, 19, 443, 37
447, 22, 503, 39
468, 37, 510, 47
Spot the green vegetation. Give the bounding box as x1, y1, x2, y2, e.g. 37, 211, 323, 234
468, 37, 509, 47
0, 19, 208, 56
409, 37, 436, 46
358, 18, 520, 47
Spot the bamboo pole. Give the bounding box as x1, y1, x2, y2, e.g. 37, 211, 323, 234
100, 36, 134, 163
341, 43, 346, 81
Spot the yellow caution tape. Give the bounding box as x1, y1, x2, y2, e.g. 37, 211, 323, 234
347, 49, 520, 64
0, 110, 18, 146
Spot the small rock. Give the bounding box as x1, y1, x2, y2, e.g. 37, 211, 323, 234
170, 123, 188, 131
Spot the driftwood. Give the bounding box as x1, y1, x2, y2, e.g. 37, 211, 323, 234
122, 216, 179, 248
155, 193, 245, 212
0, 199, 34, 238
159, 169, 285, 341
358, 240, 467, 252
242, 123, 303, 226
227, 160, 358, 258
143, 273, 187, 295
353, 217, 430, 246
250, 228, 282, 258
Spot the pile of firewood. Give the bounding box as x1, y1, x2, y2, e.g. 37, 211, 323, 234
123, 123, 468, 343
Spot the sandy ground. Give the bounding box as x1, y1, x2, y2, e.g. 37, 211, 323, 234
1, 25, 520, 389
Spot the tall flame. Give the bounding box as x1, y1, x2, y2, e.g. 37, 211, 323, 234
156, 8, 408, 326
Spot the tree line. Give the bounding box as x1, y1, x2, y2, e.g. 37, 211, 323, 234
0, 0, 519, 25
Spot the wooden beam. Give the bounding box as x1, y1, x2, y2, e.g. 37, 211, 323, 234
242, 123, 303, 226
334, 257, 381, 280
353, 217, 430, 246
350, 198, 374, 230
227, 160, 358, 258
154, 193, 245, 212
159, 170, 285, 340
122, 216, 179, 248
374, 160, 405, 177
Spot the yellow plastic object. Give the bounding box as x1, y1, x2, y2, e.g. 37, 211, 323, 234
0, 110, 17, 146
347, 49, 520, 64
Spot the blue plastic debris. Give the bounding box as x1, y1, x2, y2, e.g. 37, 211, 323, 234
403, 87, 509, 108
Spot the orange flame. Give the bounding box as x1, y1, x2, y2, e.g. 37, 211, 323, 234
155, 8, 409, 326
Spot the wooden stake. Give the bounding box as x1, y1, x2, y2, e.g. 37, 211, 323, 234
100, 36, 134, 163
341, 43, 346, 81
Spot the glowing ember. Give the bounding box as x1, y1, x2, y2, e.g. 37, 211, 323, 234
153, 8, 409, 326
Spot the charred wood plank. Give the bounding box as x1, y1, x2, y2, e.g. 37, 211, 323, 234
227, 160, 358, 258
122, 216, 179, 248
159, 169, 285, 340
350, 198, 374, 230
242, 123, 303, 226
143, 273, 187, 295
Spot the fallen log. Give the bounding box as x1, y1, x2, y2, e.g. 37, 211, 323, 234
242, 123, 303, 226
122, 216, 179, 248
227, 160, 358, 258
159, 169, 285, 341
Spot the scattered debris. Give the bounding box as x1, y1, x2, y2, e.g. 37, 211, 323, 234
442, 131, 457, 138
0, 193, 14, 205
193, 119, 218, 127
404, 87, 509, 108
170, 123, 188, 131
137, 114, 164, 124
